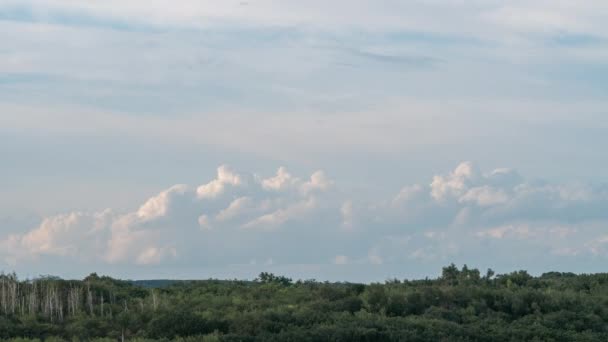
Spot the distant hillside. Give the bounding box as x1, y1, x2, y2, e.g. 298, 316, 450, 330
130, 279, 184, 288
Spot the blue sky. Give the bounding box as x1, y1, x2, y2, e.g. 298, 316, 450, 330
1, 0, 608, 282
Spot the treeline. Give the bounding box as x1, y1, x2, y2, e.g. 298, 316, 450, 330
0, 273, 162, 322
1, 265, 608, 341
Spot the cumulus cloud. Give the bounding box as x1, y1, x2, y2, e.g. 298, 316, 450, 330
259, 167, 333, 196
430, 161, 479, 201
1, 166, 334, 266
136, 246, 177, 265
359, 162, 608, 266
2, 162, 608, 276
138, 185, 190, 220
300, 171, 333, 195
215, 197, 254, 222
197, 165, 242, 199
241, 198, 317, 231
0, 210, 114, 265
459, 186, 509, 207
388, 162, 608, 228
261, 167, 298, 192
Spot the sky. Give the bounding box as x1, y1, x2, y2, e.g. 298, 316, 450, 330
1, 0, 607, 282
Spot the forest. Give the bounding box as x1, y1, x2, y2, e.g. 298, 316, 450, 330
1, 265, 608, 341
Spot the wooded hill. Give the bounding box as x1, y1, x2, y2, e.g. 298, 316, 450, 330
1, 265, 608, 341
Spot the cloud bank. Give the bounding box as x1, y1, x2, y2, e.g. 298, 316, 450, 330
2, 162, 607, 280
1, 166, 336, 266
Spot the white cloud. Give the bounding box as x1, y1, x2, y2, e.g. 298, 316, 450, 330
261, 167, 299, 191
259, 167, 332, 196
197, 165, 242, 199
430, 162, 479, 201
392, 184, 424, 206
137, 185, 189, 220
2, 162, 608, 276
300, 171, 333, 195
242, 198, 317, 231
485, 168, 523, 188
459, 186, 509, 207
216, 197, 253, 222
1, 210, 114, 263
0, 165, 334, 265
136, 246, 177, 265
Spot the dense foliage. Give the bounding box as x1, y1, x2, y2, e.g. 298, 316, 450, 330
1, 265, 608, 341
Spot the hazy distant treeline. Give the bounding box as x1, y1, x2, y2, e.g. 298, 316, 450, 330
1, 265, 608, 341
